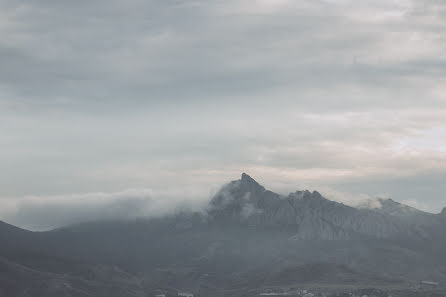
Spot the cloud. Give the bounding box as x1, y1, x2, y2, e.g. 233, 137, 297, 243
241, 202, 263, 219
0, 0, 445, 111
400, 198, 433, 213
314, 188, 384, 209
1, 0, 446, 229
0, 188, 210, 231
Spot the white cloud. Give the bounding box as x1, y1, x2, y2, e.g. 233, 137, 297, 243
0, 187, 210, 231
401, 198, 434, 213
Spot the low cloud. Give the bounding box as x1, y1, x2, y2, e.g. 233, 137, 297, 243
313, 188, 438, 213
241, 202, 263, 219
400, 198, 433, 213
0, 176, 441, 231
311, 187, 386, 209
0, 188, 209, 231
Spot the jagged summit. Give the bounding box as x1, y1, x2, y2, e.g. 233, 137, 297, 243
240, 172, 253, 181
237, 173, 266, 192
442, 207, 446, 215
240, 172, 263, 187
208, 173, 272, 217
289, 190, 325, 201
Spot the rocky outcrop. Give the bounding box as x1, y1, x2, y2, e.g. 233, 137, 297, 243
208, 173, 415, 240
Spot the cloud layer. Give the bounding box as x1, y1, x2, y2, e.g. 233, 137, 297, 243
1, 0, 446, 228
0, 187, 210, 231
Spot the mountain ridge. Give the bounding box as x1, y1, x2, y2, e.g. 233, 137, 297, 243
0, 173, 446, 297
208, 173, 438, 240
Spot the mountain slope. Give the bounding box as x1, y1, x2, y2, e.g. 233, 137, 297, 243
0, 173, 446, 296
0, 257, 145, 297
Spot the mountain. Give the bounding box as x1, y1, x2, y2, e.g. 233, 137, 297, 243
1, 173, 446, 297
209, 173, 429, 239
357, 197, 424, 217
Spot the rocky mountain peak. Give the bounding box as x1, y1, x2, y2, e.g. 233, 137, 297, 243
236, 173, 266, 193
208, 174, 278, 222
289, 190, 325, 201
240, 172, 264, 188
241, 172, 253, 182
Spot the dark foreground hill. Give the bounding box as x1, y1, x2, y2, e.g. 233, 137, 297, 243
1, 174, 446, 297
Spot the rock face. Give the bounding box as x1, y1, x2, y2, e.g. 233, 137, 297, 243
209, 173, 417, 239
442, 207, 446, 215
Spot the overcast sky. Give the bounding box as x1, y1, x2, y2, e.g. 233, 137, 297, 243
1, 0, 446, 230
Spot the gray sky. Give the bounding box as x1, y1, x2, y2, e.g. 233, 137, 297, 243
1, 0, 446, 230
